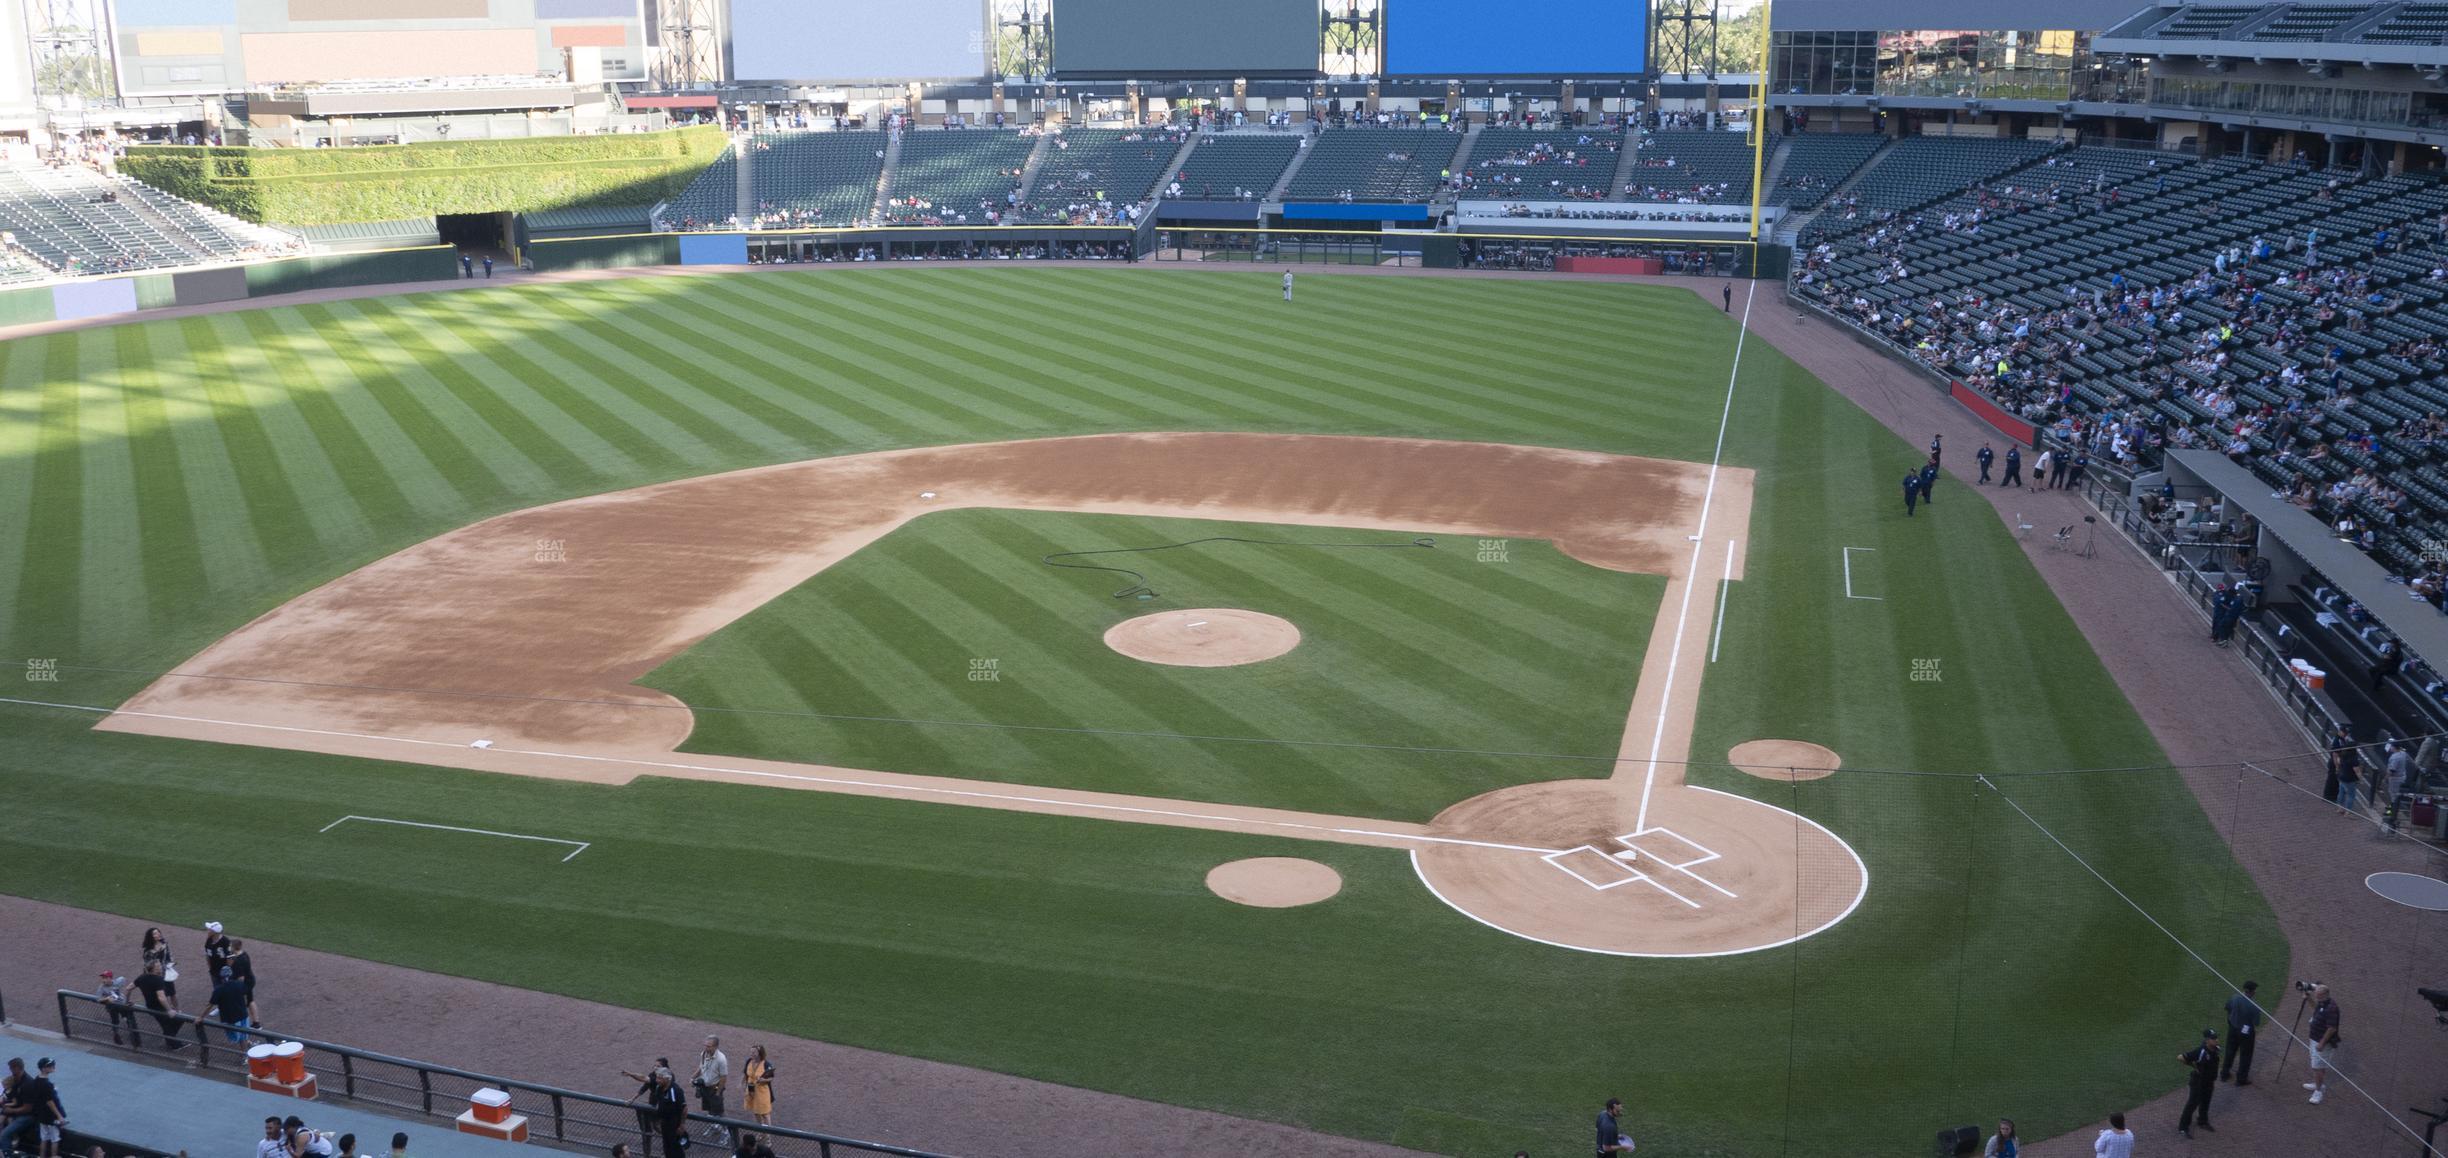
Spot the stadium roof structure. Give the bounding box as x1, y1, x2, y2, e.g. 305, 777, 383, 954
2168, 448, 2448, 665
1770, 0, 2152, 30
2093, 0, 2448, 65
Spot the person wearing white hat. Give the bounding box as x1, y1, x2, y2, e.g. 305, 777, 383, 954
203, 923, 231, 979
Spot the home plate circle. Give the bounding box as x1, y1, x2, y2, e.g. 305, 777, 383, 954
1104, 608, 1299, 667
2366, 871, 2448, 910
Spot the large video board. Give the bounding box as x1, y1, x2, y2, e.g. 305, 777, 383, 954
1387, 0, 1648, 75
730, 0, 990, 82
1054, 0, 1320, 76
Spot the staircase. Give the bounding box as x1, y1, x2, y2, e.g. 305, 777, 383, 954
1265, 134, 1312, 202
733, 135, 755, 221
1607, 129, 1644, 200
868, 131, 904, 222
113, 181, 216, 262
1014, 131, 1060, 203
1777, 137, 1895, 243
1443, 123, 1483, 181
1759, 137, 1794, 205
1151, 132, 1201, 211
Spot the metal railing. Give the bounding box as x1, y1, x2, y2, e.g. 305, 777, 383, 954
2071, 474, 2343, 745
55, 991, 950, 1158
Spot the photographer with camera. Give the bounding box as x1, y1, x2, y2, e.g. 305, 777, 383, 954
694, 1037, 730, 1145
2303, 984, 2342, 1104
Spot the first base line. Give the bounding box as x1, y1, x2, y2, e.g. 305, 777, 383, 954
319, 814, 591, 862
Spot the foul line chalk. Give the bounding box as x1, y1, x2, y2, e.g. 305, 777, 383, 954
318, 814, 590, 862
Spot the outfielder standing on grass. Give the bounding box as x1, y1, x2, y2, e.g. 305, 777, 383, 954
1595, 1097, 1634, 1154
1283, 271, 1294, 302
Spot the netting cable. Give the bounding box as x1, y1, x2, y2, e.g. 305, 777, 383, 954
1978, 773, 2442, 1157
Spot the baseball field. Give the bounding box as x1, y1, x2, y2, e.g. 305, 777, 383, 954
0, 266, 2285, 1155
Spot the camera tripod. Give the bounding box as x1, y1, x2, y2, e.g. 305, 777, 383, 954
2413, 1096, 2447, 1157
2270, 984, 2318, 1083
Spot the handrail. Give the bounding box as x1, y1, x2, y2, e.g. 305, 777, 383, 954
54, 990, 949, 1158
2070, 478, 2343, 746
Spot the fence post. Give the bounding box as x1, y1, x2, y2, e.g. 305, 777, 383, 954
550, 1093, 565, 1141
343, 1054, 356, 1099
53, 992, 67, 1040
420, 1068, 434, 1115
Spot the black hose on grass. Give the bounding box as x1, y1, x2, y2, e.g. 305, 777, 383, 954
1042, 535, 1438, 600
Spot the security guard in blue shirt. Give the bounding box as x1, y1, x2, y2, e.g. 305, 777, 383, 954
1903, 471, 1922, 516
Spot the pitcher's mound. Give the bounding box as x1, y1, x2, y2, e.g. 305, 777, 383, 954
1207, 857, 1342, 907
1727, 739, 1842, 781
1105, 608, 1300, 667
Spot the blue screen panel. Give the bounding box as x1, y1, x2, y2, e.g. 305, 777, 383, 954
1389, 0, 1647, 75
678, 233, 749, 265
114, 0, 236, 26
52, 278, 140, 322
1282, 203, 1434, 221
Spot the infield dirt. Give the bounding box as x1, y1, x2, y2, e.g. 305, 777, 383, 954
99, 431, 1863, 956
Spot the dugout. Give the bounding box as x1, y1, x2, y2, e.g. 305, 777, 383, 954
2153, 448, 2448, 746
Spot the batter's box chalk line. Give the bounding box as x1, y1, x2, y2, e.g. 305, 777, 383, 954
1538, 825, 1739, 905
1540, 845, 1702, 908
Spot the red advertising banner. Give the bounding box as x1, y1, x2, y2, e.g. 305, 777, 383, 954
1554, 256, 1662, 275
1950, 380, 2036, 445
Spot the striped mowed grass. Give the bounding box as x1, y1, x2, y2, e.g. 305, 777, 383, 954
0, 268, 2282, 1157
643, 508, 1667, 820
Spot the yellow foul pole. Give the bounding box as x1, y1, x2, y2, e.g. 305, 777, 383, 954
1746, 0, 1773, 276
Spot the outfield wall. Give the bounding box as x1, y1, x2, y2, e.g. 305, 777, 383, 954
0, 247, 462, 330
0, 229, 1778, 332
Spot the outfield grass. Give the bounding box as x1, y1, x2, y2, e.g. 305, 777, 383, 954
0, 268, 2286, 1156
644, 509, 1665, 820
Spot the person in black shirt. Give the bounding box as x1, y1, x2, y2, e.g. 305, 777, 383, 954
2176, 1028, 2219, 1136
207, 968, 257, 1043
1903, 472, 1922, 516
650, 1069, 689, 1158
203, 922, 232, 980
2222, 981, 2262, 1084
619, 1059, 673, 1157
17, 1058, 64, 1158
1595, 1096, 1631, 1155
1976, 442, 1995, 484
227, 939, 258, 998
131, 961, 185, 1051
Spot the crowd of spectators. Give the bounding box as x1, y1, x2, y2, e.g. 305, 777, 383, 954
1795, 145, 2448, 601
1446, 135, 1618, 201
